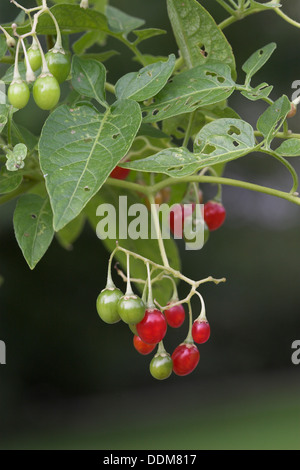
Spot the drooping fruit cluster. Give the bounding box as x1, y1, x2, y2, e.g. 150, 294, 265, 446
6, 9, 71, 111
96, 246, 213, 381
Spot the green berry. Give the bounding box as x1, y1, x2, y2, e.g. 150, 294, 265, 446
33, 74, 60, 110
117, 295, 145, 324
96, 287, 123, 324
150, 353, 173, 380
45, 49, 71, 84
7, 80, 30, 109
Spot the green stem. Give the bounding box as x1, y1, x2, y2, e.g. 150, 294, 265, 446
275, 7, 300, 29
146, 262, 155, 308
259, 149, 299, 194
182, 111, 196, 148
186, 300, 193, 343
105, 82, 116, 95
151, 175, 300, 205
148, 193, 170, 268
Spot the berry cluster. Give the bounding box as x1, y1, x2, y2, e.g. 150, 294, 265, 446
96, 246, 217, 380
6, 7, 71, 111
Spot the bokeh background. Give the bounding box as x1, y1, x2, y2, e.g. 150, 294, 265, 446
0, 0, 300, 450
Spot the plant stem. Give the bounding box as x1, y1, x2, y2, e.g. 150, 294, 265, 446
148, 193, 170, 268
275, 7, 300, 29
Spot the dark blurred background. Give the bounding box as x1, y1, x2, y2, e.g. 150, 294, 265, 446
0, 0, 300, 450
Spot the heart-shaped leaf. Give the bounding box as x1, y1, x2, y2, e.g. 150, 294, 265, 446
39, 100, 142, 231
275, 138, 300, 157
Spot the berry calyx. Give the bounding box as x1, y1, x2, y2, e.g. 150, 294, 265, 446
133, 335, 156, 355
117, 294, 145, 324
192, 319, 211, 344
164, 302, 185, 328
204, 201, 226, 231
7, 80, 30, 109
110, 166, 130, 180
96, 287, 123, 324
150, 352, 173, 380
172, 342, 200, 376
287, 103, 297, 119
45, 49, 71, 84
136, 308, 167, 345
33, 74, 60, 110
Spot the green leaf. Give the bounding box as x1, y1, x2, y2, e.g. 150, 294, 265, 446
257, 95, 291, 147
4, 4, 109, 36
115, 54, 176, 102
81, 51, 119, 63
39, 100, 142, 231
133, 54, 169, 66
275, 138, 300, 157
2, 63, 28, 84
250, 1, 281, 10
85, 187, 180, 306
72, 31, 104, 55
0, 104, 9, 133
132, 28, 167, 45
71, 55, 107, 106
56, 213, 85, 250
167, 0, 236, 75
0, 166, 22, 194
122, 118, 255, 177
141, 62, 235, 123
106, 5, 144, 36
242, 43, 277, 82
0, 36, 7, 61
13, 194, 54, 270
240, 82, 273, 101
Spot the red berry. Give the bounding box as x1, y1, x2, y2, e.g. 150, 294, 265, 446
165, 303, 185, 328
172, 343, 200, 376
204, 201, 226, 231
110, 166, 130, 180
133, 335, 156, 355
169, 204, 195, 237
136, 308, 167, 345
192, 320, 211, 344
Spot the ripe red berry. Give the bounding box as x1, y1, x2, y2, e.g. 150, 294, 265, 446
172, 343, 200, 376
164, 303, 185, 328
204, 201, 226, 231
133, 335, 156, 355
136, 308, 167, 345
169, 204, 195, 237
110, 166, 130, 180
192, 320, 211, 344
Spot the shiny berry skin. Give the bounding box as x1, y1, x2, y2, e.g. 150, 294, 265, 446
150, 353, 173, 380
133, 335, 156, 355
192, 320, 211, 344
172, 343, 200, 376
96, 287, 123, 324
110, 166, 130, 180
117, 295, 145, 324
204, 201, 226, 231
27, 47, 42, 72
7, 81, 30, 109
136, 308, 167, 345
169, 204, 195, 237
45, 50, 71, 84
164, 303, 185, 328
33, 74, 60, 110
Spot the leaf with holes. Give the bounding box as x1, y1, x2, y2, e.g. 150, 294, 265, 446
275, 139, 300, 157
115, 54, 176, 102
242, 43, 277, 83
241, 82, 273, 101
167, 0, 236, 76
122, 118, 256, 177
71, 56, 107, 106
141, 62, 235, 123
257, 95, 291, 147
39, 100, 142, 232
13, 194, 54, 269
